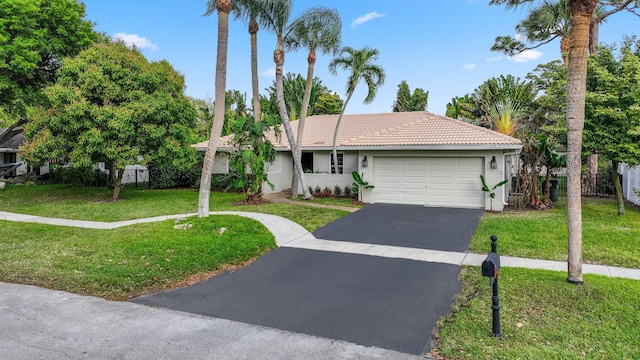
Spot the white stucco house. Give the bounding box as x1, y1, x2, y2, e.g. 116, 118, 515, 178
195, 111, 523, 211
0, 130, 49, 178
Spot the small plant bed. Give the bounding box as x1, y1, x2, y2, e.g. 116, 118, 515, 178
0, 215, 276, 300
289, 195, 363, 208
433, 267, 640, 359
470, 197, 640, 268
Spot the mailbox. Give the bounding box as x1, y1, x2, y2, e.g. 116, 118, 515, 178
482, 252, 500, 278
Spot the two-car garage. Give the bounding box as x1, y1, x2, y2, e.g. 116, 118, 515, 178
372, 157, 485, 209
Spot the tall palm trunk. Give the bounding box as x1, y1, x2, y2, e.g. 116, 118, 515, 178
332, 90, 354, 175
249, 19, 261, 123
274, 36, 312, 199
566, 0, 597, 284
291, 49, 316, 197
198, 0, 230, 217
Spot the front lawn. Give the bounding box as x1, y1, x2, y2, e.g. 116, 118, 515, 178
0, 184, 349, 299
435, 197, 640, 359
469, 197, 640, 268
434, 267, 640, 359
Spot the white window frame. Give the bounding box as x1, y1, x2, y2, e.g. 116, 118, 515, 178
330, 153, 344, 174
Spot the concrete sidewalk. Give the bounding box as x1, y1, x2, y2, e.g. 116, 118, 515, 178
2, 210, 639, 280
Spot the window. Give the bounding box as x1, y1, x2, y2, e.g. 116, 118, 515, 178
330, 153, 344, 174
301, 152, 313, 173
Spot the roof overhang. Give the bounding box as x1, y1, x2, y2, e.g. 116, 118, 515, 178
272, 144, 523, 152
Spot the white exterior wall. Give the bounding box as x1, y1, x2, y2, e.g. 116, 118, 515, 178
0, 150, 49, 177
358, 150, 511, 211
620, 163, 640, 206
263, 152, 293, 195
120, 164, 149, 185
305, 174, 353, 194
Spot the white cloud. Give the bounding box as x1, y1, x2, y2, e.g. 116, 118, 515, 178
463, 63, 476, 70
351, 12, 385, 28
113, 32, 159, 51
509, 49, 543, 63
262, 68, 276, 78
486, 56, 501, 62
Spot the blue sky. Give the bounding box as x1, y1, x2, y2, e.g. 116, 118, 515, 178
82, 0, 639, 116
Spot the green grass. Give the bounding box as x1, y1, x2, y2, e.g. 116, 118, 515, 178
0, 215, 276, 300
434, 267, 640, 359
0, 184, 349, 299
470, 197, 640, 268
0, 184, 348, 231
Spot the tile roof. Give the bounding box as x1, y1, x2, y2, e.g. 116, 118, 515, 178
194, 112, 522, 151
0, 130, 24, 150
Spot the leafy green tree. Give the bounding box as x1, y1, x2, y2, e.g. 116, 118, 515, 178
199, 0, 232, 217
392, 80, 428, 112
0, 0, 99, 142
445, 94, 480, 121
228, 115, 277, 203
264, 73, 338, 119
492, 0, 600, 284
584, 40, 640, 215
21, 41, 197, 201
188, 96, 214, 141
313, 92, 343, 115
285, 6, 341, 197
329, 46, 386, 174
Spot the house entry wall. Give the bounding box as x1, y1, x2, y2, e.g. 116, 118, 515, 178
373, 157, 484, 208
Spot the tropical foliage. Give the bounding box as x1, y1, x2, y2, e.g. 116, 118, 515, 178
0, 0, 99, 141
21, 41, 198, 201
392, 80, 429, 112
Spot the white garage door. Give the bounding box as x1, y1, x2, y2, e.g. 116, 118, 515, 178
373, 157, 484, 208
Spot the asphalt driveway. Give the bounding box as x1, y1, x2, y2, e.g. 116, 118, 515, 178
313, 204, 484, 252
135, 205, 482, 355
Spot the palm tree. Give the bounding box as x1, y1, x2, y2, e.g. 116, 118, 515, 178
260, 0, 313, 199
233, 0, 266, 123
328, 47, 386, 174
198, 0, 232, 218
491, 0, 600, 284
285, 6, 341, 197
474, 75, 537, 136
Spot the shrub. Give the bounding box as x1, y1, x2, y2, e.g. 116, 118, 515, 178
308, 186, 314, 196
334, 185, 342, 197
49, 165, 108, 187
314, 185, 322, 195
323, 186, 332, 196
343, 186, 352, 198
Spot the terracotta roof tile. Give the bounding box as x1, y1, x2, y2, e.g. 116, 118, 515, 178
194, 112, 522, 150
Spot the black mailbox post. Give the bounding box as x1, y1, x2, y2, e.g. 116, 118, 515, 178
482, 235, 502, 338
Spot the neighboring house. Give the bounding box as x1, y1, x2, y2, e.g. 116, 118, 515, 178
619, 163, 640, 206
0, 130, 49, 178
195, 112, 522, 211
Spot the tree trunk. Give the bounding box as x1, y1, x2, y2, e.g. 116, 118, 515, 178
612, 160, 625, 215
291, 49, 316, 198
544, 170, 551, 204
198, 2, 230, 218
565, 0, 597, 284
112, 167, 124, 201
249, 19, 261, 123
332, 91, 354, 175
274, 38, 312, 200
560, 36, 570, 68
108, 161, 117, 188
